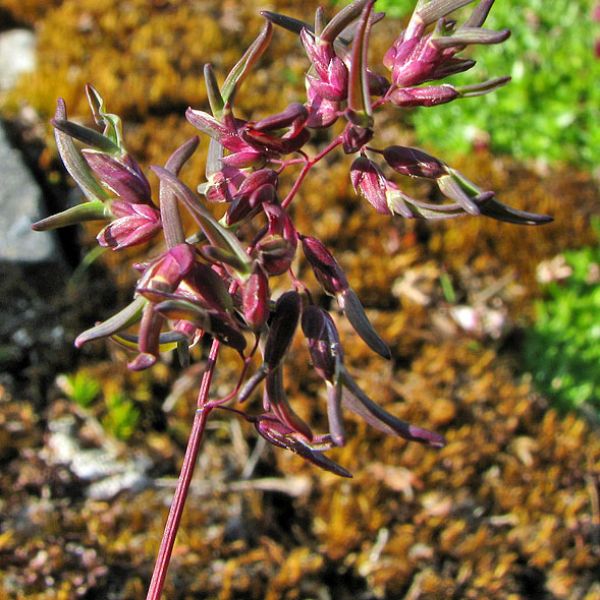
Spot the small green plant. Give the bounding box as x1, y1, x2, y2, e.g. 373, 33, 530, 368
524, 225, 600, 417
102, 391, 140, 441
61, 370, 102, 408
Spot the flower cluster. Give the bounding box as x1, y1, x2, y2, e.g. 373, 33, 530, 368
34, 0, 550, 478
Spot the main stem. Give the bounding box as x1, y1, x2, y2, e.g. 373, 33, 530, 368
146, 339, 221, 600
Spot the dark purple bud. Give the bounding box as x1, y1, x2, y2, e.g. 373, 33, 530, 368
383, 145, 447, 179
342, 124, 374, 154
350, 156, 390, 214
341, 370, 446, 448
337, 289, 391, 359
256, 236, 296, 276
263, 291, 301, 369
97, 201, 161, 250
234, 169, 278, 200
301, 306, 343, 382
242, 263, 270, 331
305, 88, 340, 129
300, 235, 349, 295
254, 103, 308, 132
389, 84, 459, 107
82, 150, 152, 204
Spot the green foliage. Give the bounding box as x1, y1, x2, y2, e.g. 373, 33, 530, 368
62, 371, 102, 408
338, 0, 600, 168
524, 224, 600, 417
409, 0, 600, 167
102, 391, 140, 441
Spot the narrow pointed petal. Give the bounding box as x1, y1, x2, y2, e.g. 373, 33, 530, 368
238, 367, 268, 402
432, 26, 510, 49
346, 0, 375, 128
165, 137, 200, 174
32, 200, 109, 231
53, 99, 109, 202
204, 63, 225, 118
456, 76, 510, 97
416, 0, 475, 26
465, 0, 496, 27
265, 368, 313, 440
254, 103, 308, 132
221, 21, 273, 104
437, 174, 481, 215
337, 288, 391, 359
51, 118, 120, 154
480, 197, 553, 225
321, 0, 370, 43
260, 10, 313, 36
75, 296, 146, 348
85, 84, 124, 151
341, 371, 446, 447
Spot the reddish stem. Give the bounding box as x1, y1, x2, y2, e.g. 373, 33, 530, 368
145, 339, 221, 600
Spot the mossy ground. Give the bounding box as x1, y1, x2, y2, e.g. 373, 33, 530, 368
1, 1, 599, 598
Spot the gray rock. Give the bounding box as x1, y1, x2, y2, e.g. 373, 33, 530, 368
0, 120, 59, 263
0, 29, 36, 91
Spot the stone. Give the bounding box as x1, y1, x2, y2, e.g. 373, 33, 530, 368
0, 29, 36, 91
0, 120, 58, 263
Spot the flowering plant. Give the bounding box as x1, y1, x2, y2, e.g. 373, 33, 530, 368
32, 0, 550, 596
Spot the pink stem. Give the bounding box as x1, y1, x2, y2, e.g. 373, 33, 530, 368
145, 339, 221, 600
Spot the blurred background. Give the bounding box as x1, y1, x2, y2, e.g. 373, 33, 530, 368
0, 0, 598, 598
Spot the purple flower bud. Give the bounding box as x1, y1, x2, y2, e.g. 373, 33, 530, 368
389, 84, 459, 107
199, 166, 246, 203
383, 145, 447, 179
300, 28, 334, 79
350, 156, 390, 214
221, 149, 266, 169
264, 291, 301, 369
178, 263, 234, 314
300, 235, 349, 295
136, 243, 196, 300
255, 236, 296, 276
242, 263, 270, 331
97, 201, 161, 250
301, 306, 343, 382
82, 150, 153, 205
305, 88, 340, 129
342, 124, 374, 154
